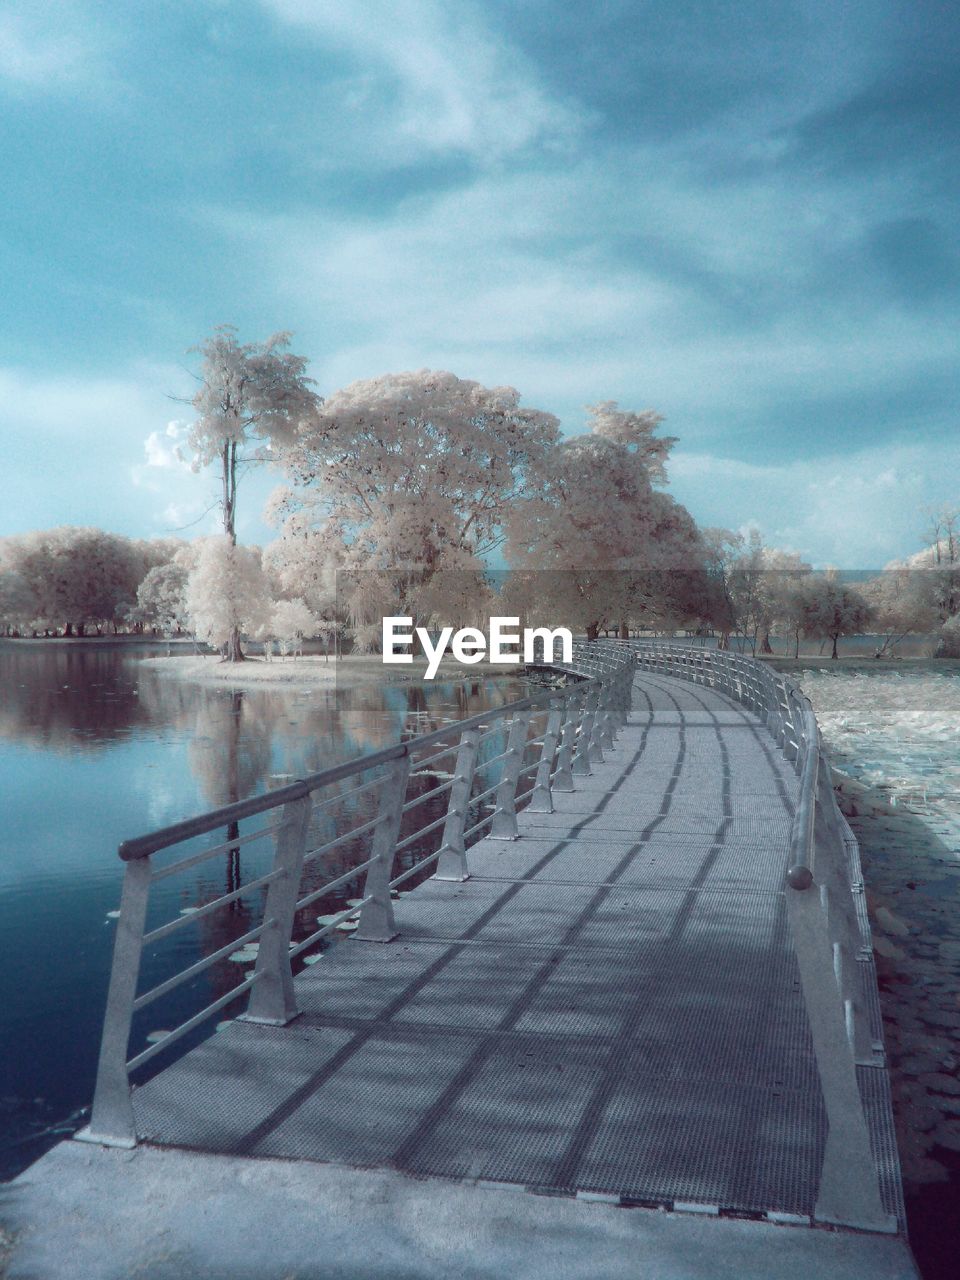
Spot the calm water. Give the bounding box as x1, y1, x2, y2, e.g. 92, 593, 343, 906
0, 642, 526, 1177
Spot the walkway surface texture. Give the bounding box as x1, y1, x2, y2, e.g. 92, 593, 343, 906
5, 669, 919, 1280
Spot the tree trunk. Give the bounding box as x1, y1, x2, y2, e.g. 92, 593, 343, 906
222, 438, 244, 661
618, 621, 629, 639
831, 633, 839, 659
586, 622, 599, 642
759, 626, 773, 655
223, 633, 245, 662
793, 629, 800, 659
717, 631, 729, 651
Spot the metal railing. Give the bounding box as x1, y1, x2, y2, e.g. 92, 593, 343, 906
78, 635, 894, 1232
78, 641, 636, 1150
611, 638, 895, 1233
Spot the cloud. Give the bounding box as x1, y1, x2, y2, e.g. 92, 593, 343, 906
0, 363, 224, 541
139, 421, 192, 473
194, 147, 959, 448
259, 0, 585, 163
669, 442, 945, 569
0, 5, 113, 94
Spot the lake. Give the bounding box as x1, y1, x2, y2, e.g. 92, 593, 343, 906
0, 641, 527, 1178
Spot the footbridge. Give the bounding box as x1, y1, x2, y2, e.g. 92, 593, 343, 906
6, 642, 919, 1279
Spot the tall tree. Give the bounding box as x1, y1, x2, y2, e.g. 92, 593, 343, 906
183, 537, 273, 657
272, 369, 559, 637
184, 326, 322, 659
504, 404, 705, 639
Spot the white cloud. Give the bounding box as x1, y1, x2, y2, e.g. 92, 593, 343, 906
140, 421, 192, 472
670, 442, 949, 569
0, 363, 227, 541
0, 6, 113, 94
260, 0, 585, 163
194, 152, 958, 444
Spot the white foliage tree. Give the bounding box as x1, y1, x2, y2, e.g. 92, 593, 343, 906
504, 405, 705, 638
184, 537, 272, 657
136, 562, 190, 634
268, 598, 317, 657
273, 369, 559, 640
795, 574, 873, 660
182, 325, 322, 658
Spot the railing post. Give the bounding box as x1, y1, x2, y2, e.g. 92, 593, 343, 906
490, 709, 533, 840
785, 876, 893, 1231
597, 681, 616, 750
354, 754, 410, 942
78, 856, 152, 1148
573, 687, 598, 775
588, 684, 608, 761
621, 663, 635, 721
815, 769, 876, 1066
528, 702, 563, 814
553, 691, 580, 791
434, 728, 480, 880
242, 791, 313, 1025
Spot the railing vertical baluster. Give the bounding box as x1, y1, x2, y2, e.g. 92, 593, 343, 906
434, 728, 481, 880
588, 685, 608, 761
528, 702, 563, 814
354, 754, 411, 942
490, 709, 533, 840
597, 681, 616, 750
79, 856, 152, 1148
573, 687, 598, 775
553, 691, 580, 791
786, 873, 892, 1230
242, 792, 313, 1025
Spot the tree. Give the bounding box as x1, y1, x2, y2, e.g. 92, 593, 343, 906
273, 369, 560, 641
183, 326, 322, 659
1, 526, 146, 636
136, 562, 190, 634
267, 598, 317, 657
183, 537, 273, 657
699, 528, 742, 647
0, 566, 36, 636
795, 574, 873, 660
504, 404, 705, 639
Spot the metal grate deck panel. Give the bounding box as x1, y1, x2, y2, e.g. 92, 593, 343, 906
130, 669, 906, 1235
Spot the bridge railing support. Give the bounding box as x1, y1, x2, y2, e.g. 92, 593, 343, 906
81, 643, 637, 1151
621, 636, 896, 1234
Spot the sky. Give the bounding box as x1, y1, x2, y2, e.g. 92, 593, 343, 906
1, 0, 957, 568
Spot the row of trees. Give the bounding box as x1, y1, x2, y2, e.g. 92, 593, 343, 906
2, 518, 957, 659
1, 326, 957, 658
0, 528, 324, 653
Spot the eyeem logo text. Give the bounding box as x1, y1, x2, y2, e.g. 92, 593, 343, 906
382, 617, 573, 680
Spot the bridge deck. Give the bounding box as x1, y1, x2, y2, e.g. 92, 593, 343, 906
131, 672, 903, 1225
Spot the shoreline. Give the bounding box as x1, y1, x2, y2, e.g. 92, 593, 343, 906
137, 652, 528, 689
829, 765, 960, 1199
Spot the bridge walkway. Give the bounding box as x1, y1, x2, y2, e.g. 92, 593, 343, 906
129, 670, 903, 1225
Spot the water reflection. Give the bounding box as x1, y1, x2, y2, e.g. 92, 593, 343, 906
0, 642, 526, 1178
0, 644, 153, 749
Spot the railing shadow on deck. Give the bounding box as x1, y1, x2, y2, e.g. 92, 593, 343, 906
77, 638, 899, 1235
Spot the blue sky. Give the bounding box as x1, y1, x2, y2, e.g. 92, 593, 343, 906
1, 0, 957, 567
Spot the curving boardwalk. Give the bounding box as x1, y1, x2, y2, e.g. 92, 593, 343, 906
129, 670, 901, 1223
6, 657, 920, 1280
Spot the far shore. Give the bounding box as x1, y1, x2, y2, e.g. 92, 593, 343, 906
138, 652, 528, 689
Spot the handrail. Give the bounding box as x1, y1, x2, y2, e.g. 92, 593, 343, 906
80, 639, 636, 1150
80, 634, 892, 1231
612, 636, 894, 1232
118, 684, 601, 862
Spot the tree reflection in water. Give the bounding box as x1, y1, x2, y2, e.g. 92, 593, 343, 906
0, 642, 529, 1174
